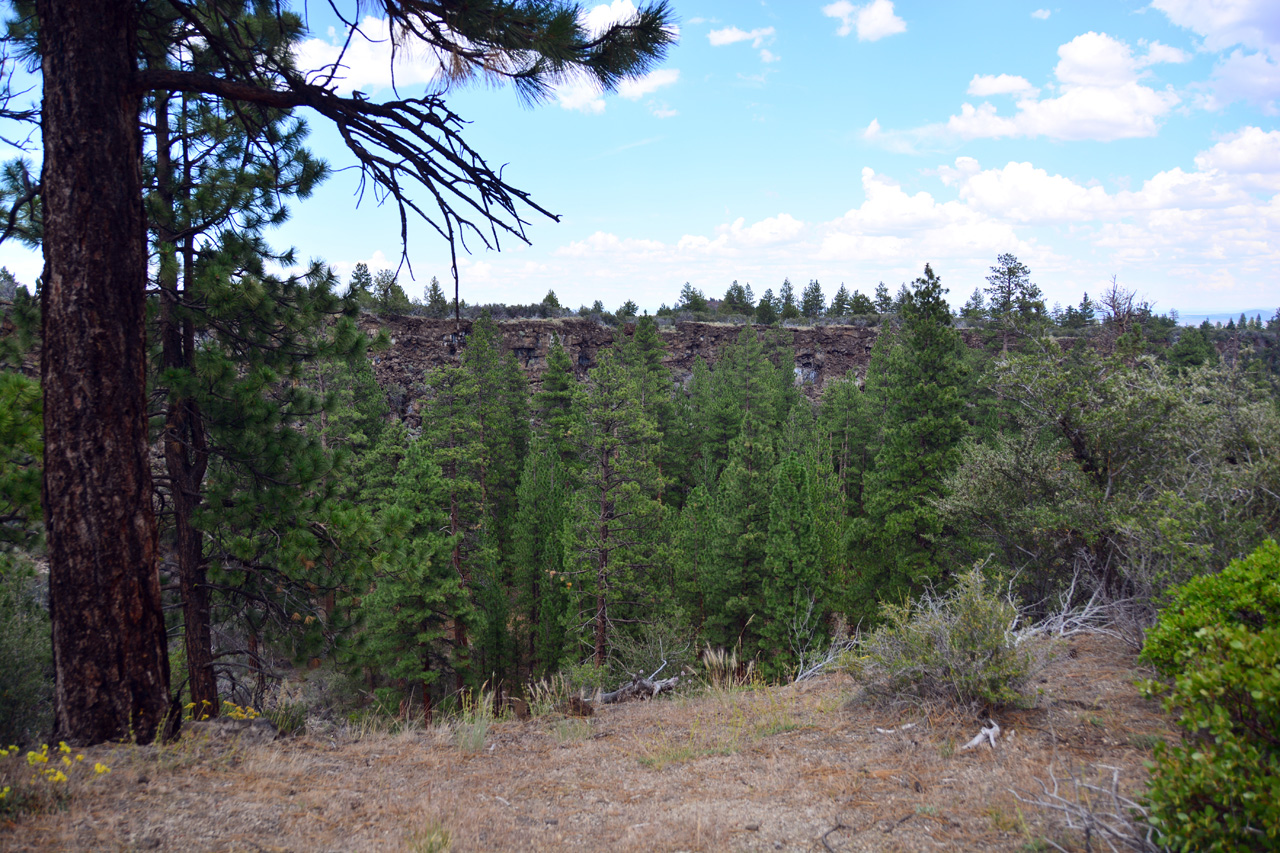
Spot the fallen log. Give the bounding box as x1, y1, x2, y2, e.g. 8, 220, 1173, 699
597, 662, 680, 704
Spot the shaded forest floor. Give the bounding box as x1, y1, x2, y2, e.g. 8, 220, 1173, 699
0, 634, 1173, 852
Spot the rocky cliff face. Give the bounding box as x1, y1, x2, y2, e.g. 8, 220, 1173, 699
360, 315, 886, 403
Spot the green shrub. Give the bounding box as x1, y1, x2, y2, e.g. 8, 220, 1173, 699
850, 564, 1044, 710
1140, 541, 1279, 852
1140, 539, 1280, 676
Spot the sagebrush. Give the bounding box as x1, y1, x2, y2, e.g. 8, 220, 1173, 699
850, 564, 1047, 710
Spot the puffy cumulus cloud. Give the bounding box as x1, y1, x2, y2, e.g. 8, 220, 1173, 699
440, 131, 1280, 311
1153, 0, 1280, 112
815, 169, 1035, 270
708, 26, 775, 47
822, 0, 907, 42
929, 138, 1280, 292
877, 32, 1180, 145
617, 68, 680, 100
294, 17, 444, 95
1193, 126, 1280, 184
718, 213, 806, 246
1151, 0, 1280, 52
953, 161, 1112, 223
1054, 30, 1142, 85
967, 74, 1037, 97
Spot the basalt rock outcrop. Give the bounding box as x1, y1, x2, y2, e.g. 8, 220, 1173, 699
360, 315, 884, 401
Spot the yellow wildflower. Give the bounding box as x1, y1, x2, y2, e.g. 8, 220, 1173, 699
94, 762, 110, 775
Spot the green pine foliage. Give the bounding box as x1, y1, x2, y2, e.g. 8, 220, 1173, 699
512, 442, 573, 679
566, 349, 666, 668
355, 439, 470, 717
849, 265, 967, 614
703, 410, 776, 655
758, 454, 826, 679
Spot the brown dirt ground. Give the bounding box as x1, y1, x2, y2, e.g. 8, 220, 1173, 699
0, 633, 1174, 852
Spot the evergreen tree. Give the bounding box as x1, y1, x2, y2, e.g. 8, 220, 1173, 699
566, 350, 665, 666
828, 284, 852, 318
704, 410, 776, 654
960, 287, 987, 322
721, 280, 754, 314
671, 484, 716, 630
425, 277, 451, 318
534, 335, 578, 466
849, 289, 875, 316
1167, 327, 1218, 372
541, 289, 561, 312
873, 282, 893, 314
418, 364, 484, 687
512, 441, 573, 678
372, 269, 411, 315
141, 6, 358, 716
620, 315, 674, 500
849, 264, 967, 614
678, 282, 708, 313
800, 279, 826, 318
355, 438, 469, 722
758, 454, 825, 679
348, 263, 373, 304
779, 278, 800, 320
984, 253, 1046, 348
618, 299, 639, 318
755, 288, 779, 325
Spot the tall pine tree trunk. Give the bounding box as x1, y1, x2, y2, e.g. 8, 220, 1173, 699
154, 90, 217, 718
39, 0, 171, 744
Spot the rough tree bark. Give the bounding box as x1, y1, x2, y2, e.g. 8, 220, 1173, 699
39, 0, 171, 745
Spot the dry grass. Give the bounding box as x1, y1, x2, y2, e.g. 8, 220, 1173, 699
0, 634, 1173, 852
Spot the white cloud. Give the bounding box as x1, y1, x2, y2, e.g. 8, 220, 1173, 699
760, 49, 781, 63
582, 0, 641, 37
1194, 126, 1280, 189
708, 26, 776, 48
823, 0, 907, 41
555, 232, 666, 258
1151, 0, 1280, 53
1153, 0, 1280, 112
294, 16, 444, 95
650, 104, 679, 118
1032, 9, 1051, 20
1054, 31, 1140, 86
617, 68, 680, 99
967, 73, 1037, 96
875, 32, 1181, 145
439, 129, 1280, 312
555, 79, 606, 113
1202, 48, 1280, 113
1141, 41, 1192, 66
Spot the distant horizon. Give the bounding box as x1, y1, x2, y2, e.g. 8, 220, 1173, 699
1, 1, 1277, 318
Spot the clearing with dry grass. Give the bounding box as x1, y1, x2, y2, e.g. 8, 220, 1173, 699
0, 634, 1172, 852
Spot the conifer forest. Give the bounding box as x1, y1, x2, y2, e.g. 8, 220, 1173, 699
1, 2, 1279, 849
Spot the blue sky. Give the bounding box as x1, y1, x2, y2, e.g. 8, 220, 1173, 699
2, 0, 1277, 316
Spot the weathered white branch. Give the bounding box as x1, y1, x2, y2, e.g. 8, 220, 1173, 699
960, 720, 1001, 751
